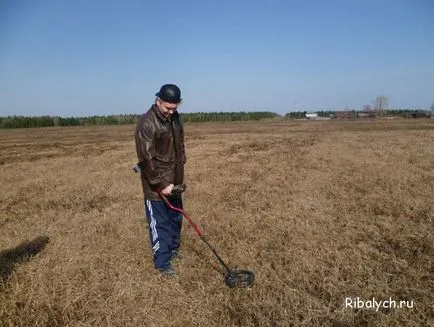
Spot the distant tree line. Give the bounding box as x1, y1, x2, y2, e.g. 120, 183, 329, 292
0, 112, 281, 129
284, 109, 432, 119
0, 115, 139, 129
181, 111, 280, 122
1, 109, 431, 129
375, 109, 432, 118
0, 116, 55, 128
283, 111, 337, 119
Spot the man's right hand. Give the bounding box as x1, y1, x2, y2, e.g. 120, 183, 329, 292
161, 184, 174, 196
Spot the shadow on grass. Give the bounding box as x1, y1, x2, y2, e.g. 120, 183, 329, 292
0, 236, 49, 284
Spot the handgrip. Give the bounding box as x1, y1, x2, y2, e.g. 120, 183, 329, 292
132, 163, 186, 195
171, 184, 187, 195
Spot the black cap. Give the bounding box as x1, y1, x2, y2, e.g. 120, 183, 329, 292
155, 84, 182, 104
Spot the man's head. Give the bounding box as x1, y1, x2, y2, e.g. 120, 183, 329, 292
155, 84, 182, 118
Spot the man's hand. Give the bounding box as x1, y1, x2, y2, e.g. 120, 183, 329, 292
161, 184, 174, 196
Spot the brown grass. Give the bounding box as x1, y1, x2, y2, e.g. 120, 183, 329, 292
0, 119, 433, 326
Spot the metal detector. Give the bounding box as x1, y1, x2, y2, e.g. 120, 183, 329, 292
159, 184, 255, 288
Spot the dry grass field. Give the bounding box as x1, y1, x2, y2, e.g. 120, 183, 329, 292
0, 119, 433, 327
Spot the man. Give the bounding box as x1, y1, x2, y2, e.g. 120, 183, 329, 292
134, 84, 186, 276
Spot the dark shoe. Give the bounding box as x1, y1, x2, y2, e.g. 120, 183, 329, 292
158, 267, 177, 277
171, 250, 182, 260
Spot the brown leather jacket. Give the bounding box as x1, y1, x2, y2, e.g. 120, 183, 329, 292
134, 104, 186, 200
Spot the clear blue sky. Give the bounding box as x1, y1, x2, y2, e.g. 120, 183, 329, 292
1, 0, 433, 117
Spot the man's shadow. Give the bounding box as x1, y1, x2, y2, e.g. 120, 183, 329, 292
0, 236, 50, 284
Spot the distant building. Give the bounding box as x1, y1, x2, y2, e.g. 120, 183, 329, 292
304, 113, 331, 120
335, 111, 350, 119
305, 113, 318, 119
358, 109, 376, 118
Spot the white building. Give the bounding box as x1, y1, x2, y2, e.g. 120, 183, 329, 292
305, 113, 318, 119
